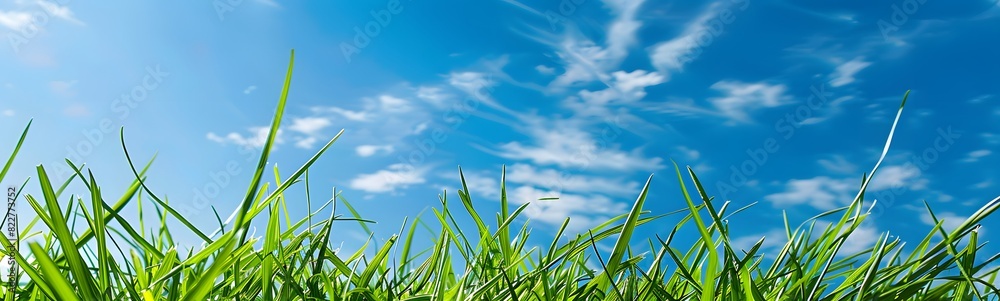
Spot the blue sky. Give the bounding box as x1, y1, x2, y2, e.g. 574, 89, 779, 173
1, 0, 999, 264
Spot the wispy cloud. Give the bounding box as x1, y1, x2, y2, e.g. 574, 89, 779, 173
829, 57, 872, 87
486, 118, 663, 172
49, 80, 78, 98
446, 169, 630, 232
0, 11, 32, 30
961, 149, 991, 163
256, 0, 280, 7
565, 69, 665, 117
287, 117, 333, 149
535, 65, 555, 75
967, 94, 992, 104
818, 154, 858, 174
518, 0, 648, 91
288, 117, 331, 136
766, 176, 856, 210
509, 185, 628, 232
648, 2, 727, 77
207, 126, 284, 149
647, 80, 790, 124
35, 0, 85, 25
676, 146, 700, 161
355, 144, 394, 157
972, 178, 992, 189
706, 81, 790, 123
504, 163, 641, 196
734, 221, 883, 256
415, 86, 451, 108
63, 103, 89, 117
868, 165, 927, 191
915, 209, 969, 234
349, 164, 428, 194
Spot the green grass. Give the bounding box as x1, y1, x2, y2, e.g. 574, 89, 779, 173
0, 50, 998, 300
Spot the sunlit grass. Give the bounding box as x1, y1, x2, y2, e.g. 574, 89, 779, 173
0, 51, 997, 300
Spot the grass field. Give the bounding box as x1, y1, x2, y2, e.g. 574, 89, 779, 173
0, 51, 997, 300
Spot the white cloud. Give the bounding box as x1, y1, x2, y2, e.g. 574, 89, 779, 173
416, 86, 450, 107
355, 144, 394, 157
835, 222, 882, 255
243, 86, 257, 94
457, 172, 501, 199
446, 170, 630, 232
601, 0, 645, 61
868, 165, 927, 191
63, 103, 89, 117
535, 65, 555, 75
0, 11, 31, 30
256, 0, 280, 7
50, 80, 77, 98
735, 222, 884, 257
973, 179, 992, 189
829, 57, 871, 87
1, 109, 13, 116
818, 155, 857, 174
449, 72, 493, 97
539, 0, 647, 91
377, 95, 413, 113
507, 185, 628, 233
766, 176, 856, 210
983, 133, 1000, 145
308, 87, 439, 161
564, 70, 665, 119
349, 163, 427, 193
505, 164, 641, 196
676, 146, 700, 160
768, 164, 927, 210
706, 80, 790, 123
732, 228, 789, 253
311, 106, 369, 122
491, 119, 663, 171
961, 149, 991, 163
295, 136, 318, 149
288, 117, 331, 135
206, 117, 331, 149
35, 0, 84, 25
412, 122, 429, 134
548, 39, 616, 89
283, 117, 334, 149
207, 126, 284, 149
967, 94, 992, 104
917, 210, 968, 233
649, 3, 723, 76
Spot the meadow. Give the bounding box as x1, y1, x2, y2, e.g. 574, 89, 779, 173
0, 51, 997, 300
